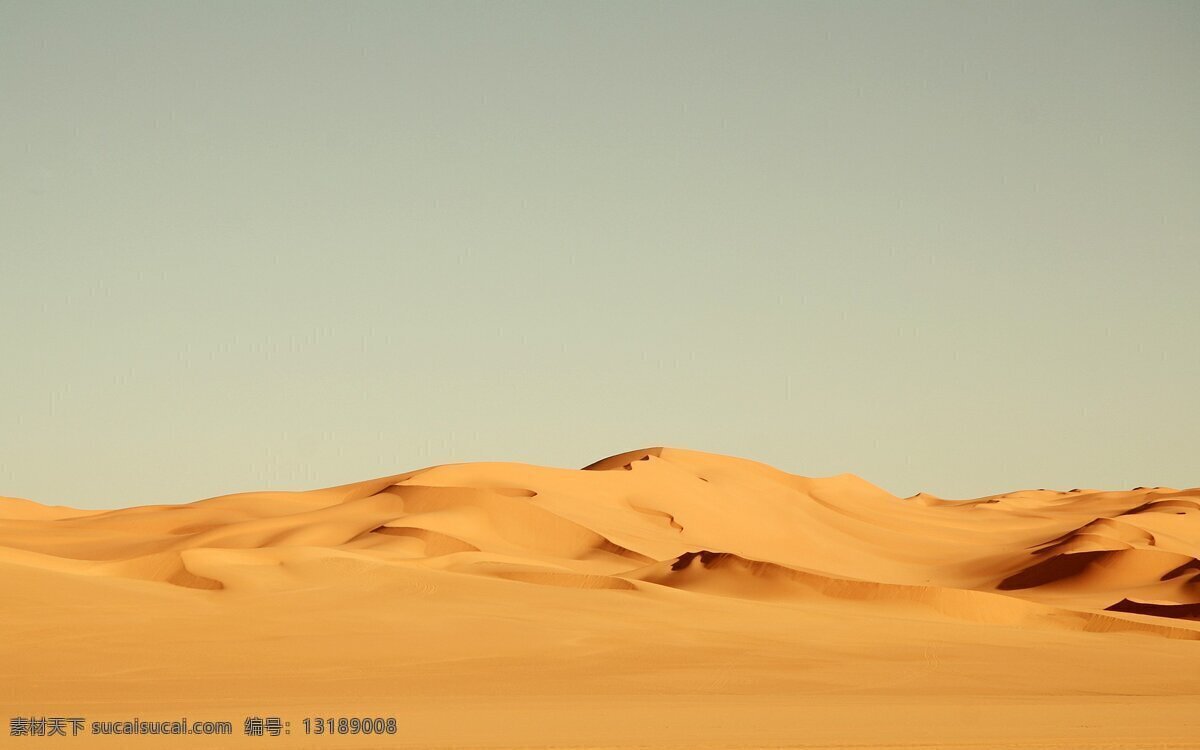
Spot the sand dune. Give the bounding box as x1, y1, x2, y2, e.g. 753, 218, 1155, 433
3, 447, 1199, 748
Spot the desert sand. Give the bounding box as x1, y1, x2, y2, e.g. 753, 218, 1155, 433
3, 447, 1199, 749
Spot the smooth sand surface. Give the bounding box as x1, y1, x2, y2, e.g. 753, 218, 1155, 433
3, 447, 1199, 748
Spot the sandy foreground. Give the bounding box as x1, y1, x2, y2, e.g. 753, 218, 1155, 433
3, 447, 1199, 749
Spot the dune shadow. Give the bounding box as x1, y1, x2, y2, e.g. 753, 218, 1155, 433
997, 550, 1109, 590
1105, 598, 1200, 621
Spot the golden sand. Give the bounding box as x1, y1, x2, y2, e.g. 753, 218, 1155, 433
3, 448, 1198, 748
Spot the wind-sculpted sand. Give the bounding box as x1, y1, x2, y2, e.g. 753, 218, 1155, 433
3, 448, 1199, 748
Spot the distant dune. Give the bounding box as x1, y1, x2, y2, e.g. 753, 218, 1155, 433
3, 447, 1199, 748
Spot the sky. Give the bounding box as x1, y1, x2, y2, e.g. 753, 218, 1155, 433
1, 1, 1197, 509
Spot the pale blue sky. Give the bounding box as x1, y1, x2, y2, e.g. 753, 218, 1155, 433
2, 1, 1197, 508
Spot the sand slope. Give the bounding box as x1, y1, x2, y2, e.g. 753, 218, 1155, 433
3, 447, 1199, 748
